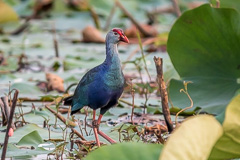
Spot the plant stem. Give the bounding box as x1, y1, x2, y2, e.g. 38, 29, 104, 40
45, 103, 86, 140
89, 6, 100, 29
153, 57, 173, 133
122, 38, 156, 70
136, 31, 151, 81
119, 99, 140, 108
1, 90, 19, 160
52, 22, 59, 58
115, 0, 152, 37
45, 104, 76, 127
175, 81, 193, 127
103, 3, 116, 31
130, 80, 135, 124
171, 0, 181, 17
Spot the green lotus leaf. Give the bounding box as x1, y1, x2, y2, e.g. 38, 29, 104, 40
167, 4, 240, 115
86, 142, 163, 160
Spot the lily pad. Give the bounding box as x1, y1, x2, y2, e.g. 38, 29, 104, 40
0, 123, 62, 144
86, 142, 163, 160
11, 82, 43, 95
0, 144, 50, 158
17, 130, 44, 148
167, 4, 240, 115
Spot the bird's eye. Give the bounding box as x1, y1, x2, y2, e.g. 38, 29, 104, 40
114, 32, 118, 35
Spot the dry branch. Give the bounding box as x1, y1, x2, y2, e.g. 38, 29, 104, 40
45, 104, 86, 141
130, 80, 135, 124
52, 22, 59, 58
104, 4, 117, 31
115, 0, 153, 37
122, 37, 156, 69
71, 128, 86, 141
89, 7, 100, 30
171, 0, 181, 17
0, 96, 15, 130
1, 90, 19, 160
11, 21, 30, 35
45, 105, 76, 127
0, 98, 8, 126
153, 57, 173, 133
148, 6, 175, 15
119, 99, 140, 108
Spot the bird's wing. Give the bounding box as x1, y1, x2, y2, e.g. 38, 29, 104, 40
71, 65, 102, 111
78, 65, 101, 87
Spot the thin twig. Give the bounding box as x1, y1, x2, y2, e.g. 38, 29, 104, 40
175, 81, 193, 127
1, 90, 19, 160
0, 97, 9, 126
45, 103, 86, 140
77, 119, 84, 136
84, 108, 89, 136
216, 0, 220, 8
148, 5, 175, 15
136, 30, 151, 81
18, 97, 52, 102
1, 96, 10, 123
0, 96, 15, 130
153, 57, 173, 133
11, 21, 30, 35
71, 128, 86, 141
45, 104, 76, 127
52, 22, 59, 58
18, 101, 26, 125
0, 99, 7, 126
103, 3, 117, 31
115, 0, 152, 37
130, 79, 135, 124
65, 83, 78, 93
89, 7, 100, 29
119, 99, 140, 108
171, 0, 181, 17
122, 38, 156, 70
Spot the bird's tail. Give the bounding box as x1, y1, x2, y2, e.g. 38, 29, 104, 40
63, 96, 73, 106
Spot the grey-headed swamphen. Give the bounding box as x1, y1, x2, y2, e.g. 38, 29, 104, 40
64, 28, 129, 147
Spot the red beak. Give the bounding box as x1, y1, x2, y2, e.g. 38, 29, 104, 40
120, 35, 129, 43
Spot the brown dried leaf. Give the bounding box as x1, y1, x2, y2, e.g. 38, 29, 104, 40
46, 73, 64, 93
33, 0, 53, 16
145, 124, 168, 135
125, 24, 158, 38
82, 26, 105, 43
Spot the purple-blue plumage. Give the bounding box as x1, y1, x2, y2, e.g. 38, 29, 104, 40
64, 28, 129, 115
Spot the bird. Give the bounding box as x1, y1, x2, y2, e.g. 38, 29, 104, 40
64, 28, 129, 147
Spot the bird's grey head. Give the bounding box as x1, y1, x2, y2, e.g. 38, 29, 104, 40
106, 28, 129, 44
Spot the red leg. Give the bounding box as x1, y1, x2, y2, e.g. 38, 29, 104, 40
98, 130, 116, 144
97, 114, 116, 144
97, 114, 103, 125
92, 110, 100, 147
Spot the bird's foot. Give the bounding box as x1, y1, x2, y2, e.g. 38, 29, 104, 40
92, 120, 99, 129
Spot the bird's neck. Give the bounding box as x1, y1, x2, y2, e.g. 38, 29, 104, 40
104, 41, 121, 67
